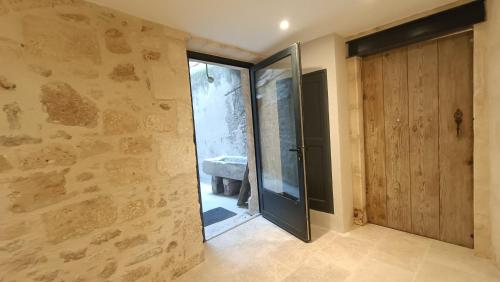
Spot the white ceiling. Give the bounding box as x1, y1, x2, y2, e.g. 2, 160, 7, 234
88, 0, 458, 55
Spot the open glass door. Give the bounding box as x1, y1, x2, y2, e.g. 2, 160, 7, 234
251, 43, 311, 242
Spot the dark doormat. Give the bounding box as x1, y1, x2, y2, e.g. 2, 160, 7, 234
203, 207, 237, 227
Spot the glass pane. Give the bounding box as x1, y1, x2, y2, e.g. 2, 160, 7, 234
256, 55, 300, 201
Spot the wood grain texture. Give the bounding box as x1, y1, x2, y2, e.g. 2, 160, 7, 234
438, 31, 474, 248
362, 54, 387, 226
408, 40, 440, 239
382, 47, 412, 232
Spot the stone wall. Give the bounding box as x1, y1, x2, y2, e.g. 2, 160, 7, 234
0, 0, 204, 281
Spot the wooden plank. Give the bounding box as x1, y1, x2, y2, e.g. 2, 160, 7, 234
438, 31, 474, 248
382, 47, 412, 232
362, 54, 387, 226
408, 40, 440, 239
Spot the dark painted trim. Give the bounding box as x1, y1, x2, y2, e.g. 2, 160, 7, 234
187, 51, 254, 69
347, 0, 485, 57
185, 53, 207, 242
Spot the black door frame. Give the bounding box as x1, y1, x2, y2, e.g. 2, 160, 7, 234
186, 51, 254, 242
250, 43, 311, 242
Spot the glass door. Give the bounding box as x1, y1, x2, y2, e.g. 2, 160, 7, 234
251, 43, 310, 241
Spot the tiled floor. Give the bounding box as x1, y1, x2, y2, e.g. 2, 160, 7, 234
178, 216, 500, 282
200, 182, 253, 240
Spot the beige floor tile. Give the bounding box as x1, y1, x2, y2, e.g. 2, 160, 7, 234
176, 216, 500, 282
414, 261, 498, 282
345, 257, 415, 282
369, 230, 431, 271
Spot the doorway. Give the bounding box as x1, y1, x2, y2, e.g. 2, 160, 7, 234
187, 53, 259, 240
362, 31, 474, 248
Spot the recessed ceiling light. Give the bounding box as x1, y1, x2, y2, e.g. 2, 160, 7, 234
280, 20, 289, 30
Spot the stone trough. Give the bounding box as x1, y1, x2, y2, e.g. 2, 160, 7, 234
202, 156, 247, 195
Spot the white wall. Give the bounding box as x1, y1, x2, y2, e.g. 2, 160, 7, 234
483, 0, 500, 267
301, 34, 353, 233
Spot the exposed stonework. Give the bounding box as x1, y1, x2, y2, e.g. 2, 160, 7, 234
99, 260, 117, 278
90, 229, 122, 245
103, 109, 139, 135
17, 144, 77, 170
122, 265, 151, 282
104, 157, 149, 184
22, 14, 101, 64
0, 2, 203, 281
0, 155, 13, 172
76, 172, 93, 181
109, 63, 139, 82
105, 28, 132, 54
59, 248, 87, 262
50, 130, 72, 140
119, 135, 152, 154
3, 102, 21, 129
114, 234, 148, 250
42, 195, 118, 243
28, 64, 52, 77
77, 139, 113, 158
142, 49, 161, 61
0, 135, 41, 146
8, 169, 68, 213
6, 0, 82, 11
40, 82, 99, 127
0, 75, 16, 90
59, 13, 89, 24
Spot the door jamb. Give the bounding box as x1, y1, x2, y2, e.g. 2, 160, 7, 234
186, 51, 255, 242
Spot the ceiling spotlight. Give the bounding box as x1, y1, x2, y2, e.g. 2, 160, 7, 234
280, 20, 289, 30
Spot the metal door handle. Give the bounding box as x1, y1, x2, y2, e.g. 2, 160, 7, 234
289, 147, 303, 161
454, 108, 463, 137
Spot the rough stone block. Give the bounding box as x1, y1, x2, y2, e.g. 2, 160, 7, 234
41, 82, 98, 128
0, 75, 16, 90
17, 143, 77, 170
8, 169, 68, 213
114, 234, 147, 250
7, 0, 82, 11
122, 265, 151, 282
127, 247, 163, 266
121, 199, 147, 221
76, 172, 93, 182
0, 222, 28, 240
99, 260, 117, 278
42, 195, 118, 243
59, 248, 87, 262
142, 49, 161, 61
109, 63, 139, 82
77, 139, 113, 158
119, 135, 152, 154
28, 64, 52, 77
103, 110, 139, 135
3, 102, 21, 129
157, 138, 196, 177
50, 130, 72, 140
0, 135, 41, 147
104, 157, 149, 184
0, 155, 13, 173
90, 229, 122, 245
144, 102, 177, 132
58, 13, 90, 25
105, 28, 132, 54
22, 15, 101, 64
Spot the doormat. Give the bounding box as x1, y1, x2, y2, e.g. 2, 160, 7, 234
203, 207, 237, 227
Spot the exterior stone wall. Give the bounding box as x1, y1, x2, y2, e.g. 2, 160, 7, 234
0, 0, 204, 281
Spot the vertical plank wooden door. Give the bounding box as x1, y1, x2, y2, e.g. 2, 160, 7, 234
362, 31, 473, 248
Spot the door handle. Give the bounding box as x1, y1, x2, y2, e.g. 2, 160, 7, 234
454, 108, 463, 137
289, 147, 303, 161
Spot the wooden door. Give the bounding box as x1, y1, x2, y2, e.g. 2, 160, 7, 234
362, 31, 473, 248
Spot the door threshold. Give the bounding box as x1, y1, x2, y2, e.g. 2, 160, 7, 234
205, 213, 261, 241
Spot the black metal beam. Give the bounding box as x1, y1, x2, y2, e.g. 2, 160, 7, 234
346, 0, 485, 57
187, 51, 254, 69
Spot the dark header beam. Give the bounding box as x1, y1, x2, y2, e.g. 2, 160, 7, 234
346, 0, 485, 57
187, 51, 254, 69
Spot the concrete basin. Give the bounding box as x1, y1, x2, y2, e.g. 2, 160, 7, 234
202, 156, 247, 180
